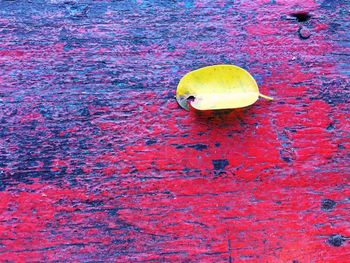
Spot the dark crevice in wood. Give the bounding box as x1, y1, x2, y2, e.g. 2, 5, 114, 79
291, 12, 311, 22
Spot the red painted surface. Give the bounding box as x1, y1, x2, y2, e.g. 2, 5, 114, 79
0, 0, 349, 262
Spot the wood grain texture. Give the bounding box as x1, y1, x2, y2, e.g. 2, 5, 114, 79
0, 0, 349, 262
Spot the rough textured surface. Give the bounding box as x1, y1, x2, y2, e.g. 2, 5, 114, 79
0, 0, 349, 262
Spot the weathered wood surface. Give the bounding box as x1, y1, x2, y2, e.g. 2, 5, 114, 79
0, 0, 349, 262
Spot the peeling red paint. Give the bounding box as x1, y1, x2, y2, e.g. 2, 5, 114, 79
0, 0, 349, 262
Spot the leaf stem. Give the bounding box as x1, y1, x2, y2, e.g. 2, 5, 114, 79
259, 93, 274, 100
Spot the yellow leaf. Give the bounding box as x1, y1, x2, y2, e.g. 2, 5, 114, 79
176, 64, 273, 111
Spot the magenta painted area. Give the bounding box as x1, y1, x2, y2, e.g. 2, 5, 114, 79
0, 0, 349, 262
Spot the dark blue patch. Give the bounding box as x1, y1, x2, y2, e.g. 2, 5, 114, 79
174, 144, 185, 149
338, 144, 345, 150
212, 159, 229, 170
108, 208, 119, 216
146, 139, 157, 145
328, 235, 346, 247
79, 107, 90, 117
0, 170, 6, 191
72, 168, 84, 175
321, 199, 336, 211
326, 123, 335, 131
279, 150, 293, 163
187, 144, 208, 151
85, 200, 104, 207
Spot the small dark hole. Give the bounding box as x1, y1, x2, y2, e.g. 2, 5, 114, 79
187, 96, 195, 102
326, 123, 335, 131
291, 12, 311, 22
321, 199, 336, 211
338, 144, 345, 150
328, 235, 346, 247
